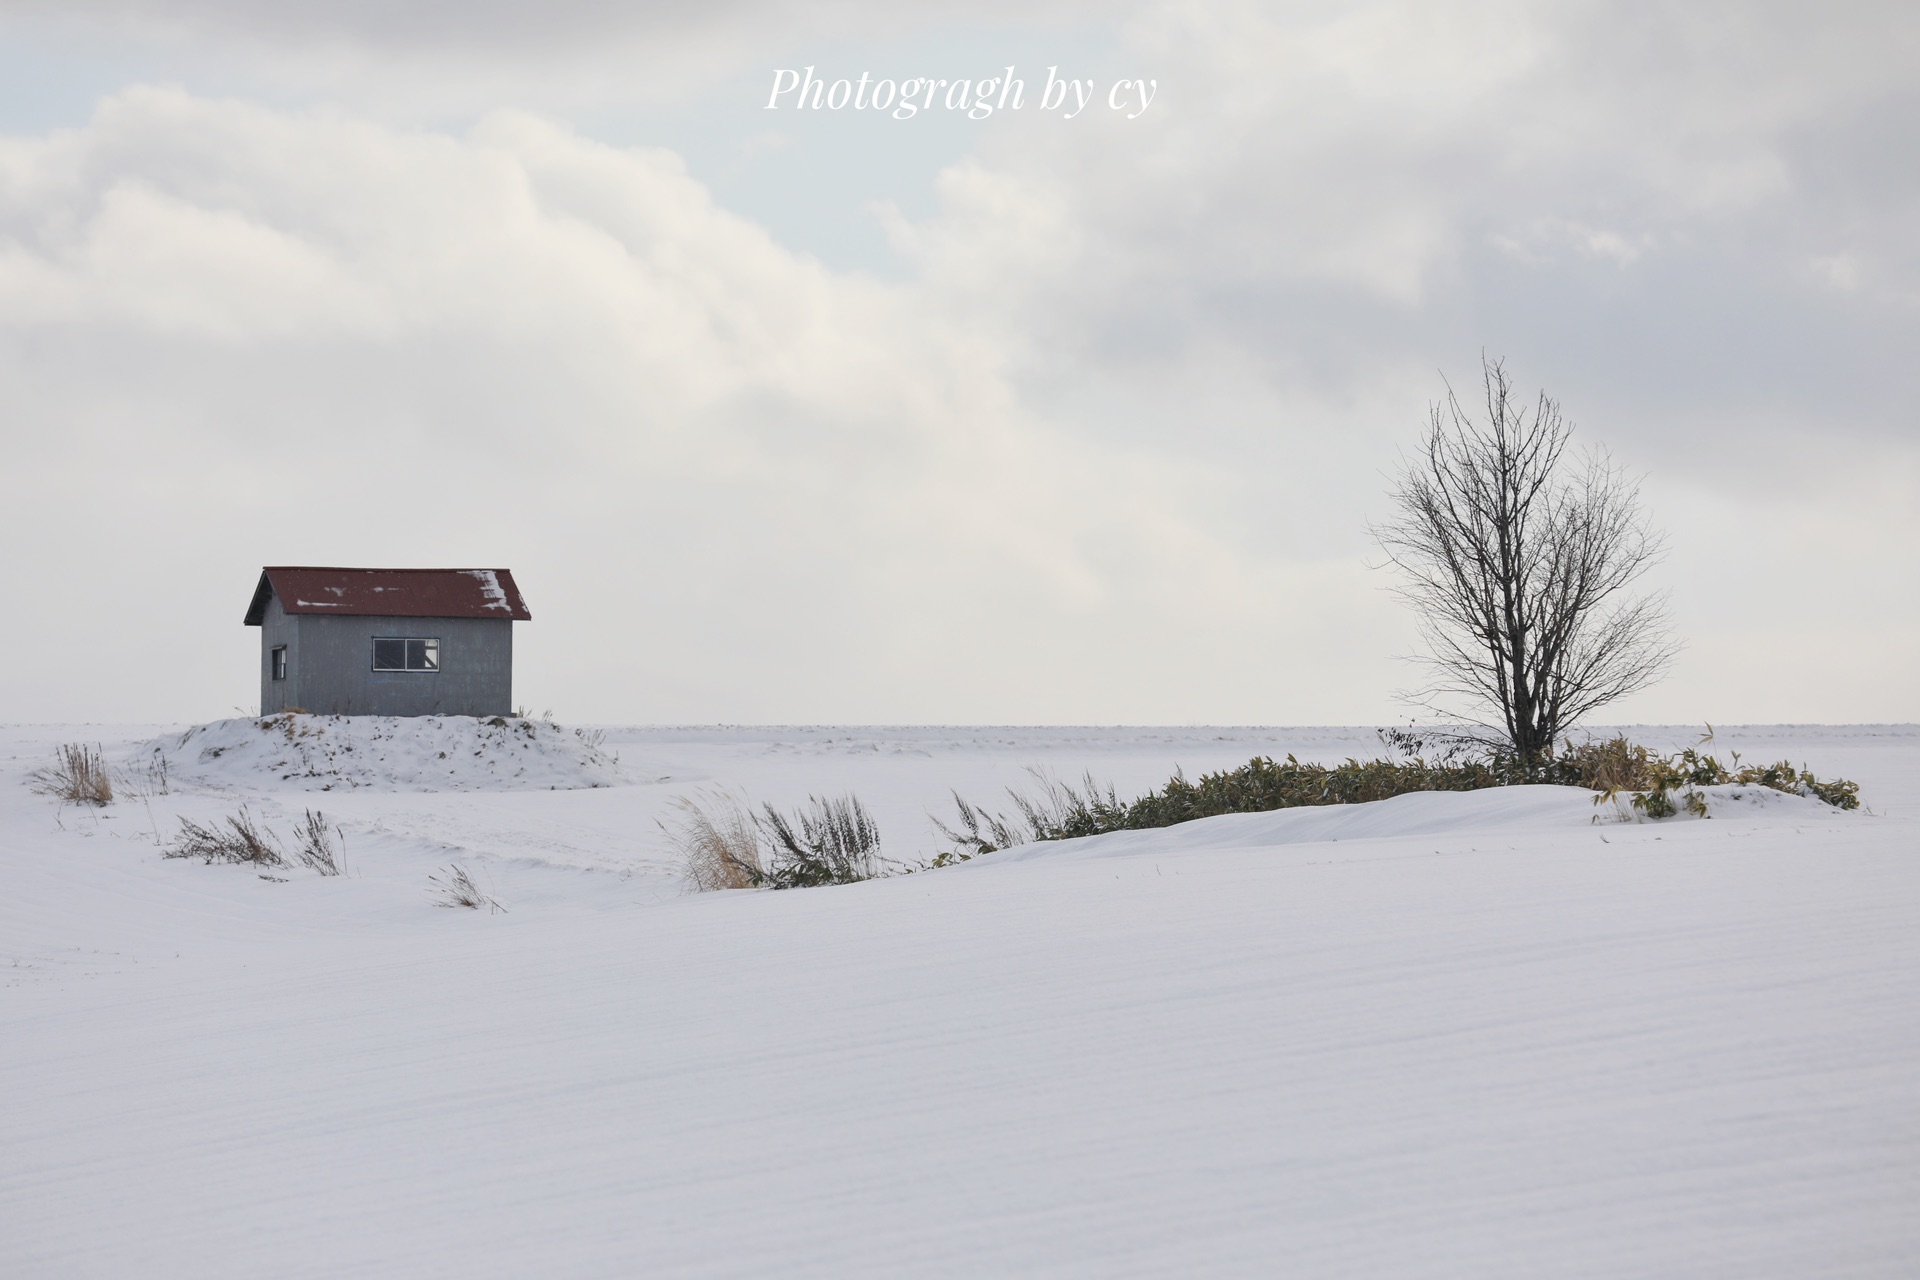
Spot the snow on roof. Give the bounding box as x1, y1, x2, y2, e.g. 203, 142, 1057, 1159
462, 569, 513, 611
244, 567, 532, 624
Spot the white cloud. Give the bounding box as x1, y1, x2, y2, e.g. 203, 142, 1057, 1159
0, 85, 1388, 723
1, 0, 1917, 724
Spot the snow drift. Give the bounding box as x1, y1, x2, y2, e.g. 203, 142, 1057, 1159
978, 781, 1858, 865
2, 723, 1913, 1278
140, 713, 625, 792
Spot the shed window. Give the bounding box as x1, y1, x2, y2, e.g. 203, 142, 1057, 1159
271, 646, 287, 681
372, 637, 440, 672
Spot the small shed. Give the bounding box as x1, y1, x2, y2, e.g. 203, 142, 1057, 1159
244, 567, 531, 717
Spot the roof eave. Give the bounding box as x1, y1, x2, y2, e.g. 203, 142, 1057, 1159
242, 570, 275, 626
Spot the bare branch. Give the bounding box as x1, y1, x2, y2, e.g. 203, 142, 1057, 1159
1371, 355, 1677, 760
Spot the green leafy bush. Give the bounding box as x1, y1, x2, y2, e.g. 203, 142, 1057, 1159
932, 731, 1860, 857
933, 754, 1506, 858
1476, 734, 1859, 817
1124, 754, 1503, 829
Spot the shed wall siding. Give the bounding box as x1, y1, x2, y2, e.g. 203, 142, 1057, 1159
260, 607, 514, 717
259, 595, 299, 714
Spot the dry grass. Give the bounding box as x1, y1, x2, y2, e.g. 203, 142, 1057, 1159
572, 725, 617, 767
664, 790, 888, 891
163, 806, 349, 875
260, 711, 320, 743
115, 750, 171, 798
29, 743, 113, 806
294, 809, 344, 876
428, 864, 505, 912
930, 791, 1031, 864
662, 790, 764, 891
166, 807, 285, 867
756, 793, 885, 889
1553, 734, 1657, 791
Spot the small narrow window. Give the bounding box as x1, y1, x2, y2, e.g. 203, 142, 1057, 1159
373, 637, 441, 672
271, 646, 287, 681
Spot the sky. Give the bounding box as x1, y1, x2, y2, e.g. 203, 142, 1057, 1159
0, 0, 1915, 726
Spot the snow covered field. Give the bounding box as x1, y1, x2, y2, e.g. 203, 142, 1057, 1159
3, 721, 1917, 1277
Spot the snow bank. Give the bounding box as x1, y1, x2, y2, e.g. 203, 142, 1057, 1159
140, 713, 625, 792
2, 724, 1912, 1277
981, 782, 1854, 864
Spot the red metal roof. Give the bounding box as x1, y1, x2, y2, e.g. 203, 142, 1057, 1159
244, 567, 532, 624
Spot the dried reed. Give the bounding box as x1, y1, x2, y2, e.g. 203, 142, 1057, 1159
29, 743, 113, 806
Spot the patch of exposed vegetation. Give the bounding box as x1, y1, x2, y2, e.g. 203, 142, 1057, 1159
930, 730, 1861, 860
662, 790, 764, 892
163, 806, 346, 874
1549, 739, 1862, 819
667, 791, 890, 890
755, 794, 886, 889
167, 807, 285, 866
428, 864, 505, 912
29, 743, 113, 806
293, 809, 345, 876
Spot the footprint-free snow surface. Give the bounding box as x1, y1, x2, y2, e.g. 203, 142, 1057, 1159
146, 713, 626, 791
3, 722, 1917, 1277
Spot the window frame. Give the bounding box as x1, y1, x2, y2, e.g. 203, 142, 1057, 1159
270, 646, 287, 681
371, 636, 441, 673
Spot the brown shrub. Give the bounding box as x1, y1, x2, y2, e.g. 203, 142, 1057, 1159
294, 809, 344, 876
167, 807, 284, 866
428, 864, 505, 912
662, 791, 764, 891
29, 743, 113, 806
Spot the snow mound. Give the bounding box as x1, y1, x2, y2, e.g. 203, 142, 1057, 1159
983, 782, 1853, 864
1600, 781, 1855, 823
140, 714, 625, 792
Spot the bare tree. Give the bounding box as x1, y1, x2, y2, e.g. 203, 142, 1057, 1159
1374, 356, 1679, 763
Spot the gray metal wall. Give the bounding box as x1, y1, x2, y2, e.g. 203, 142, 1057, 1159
258, 595, 515, 717
258, 594, 300, 714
